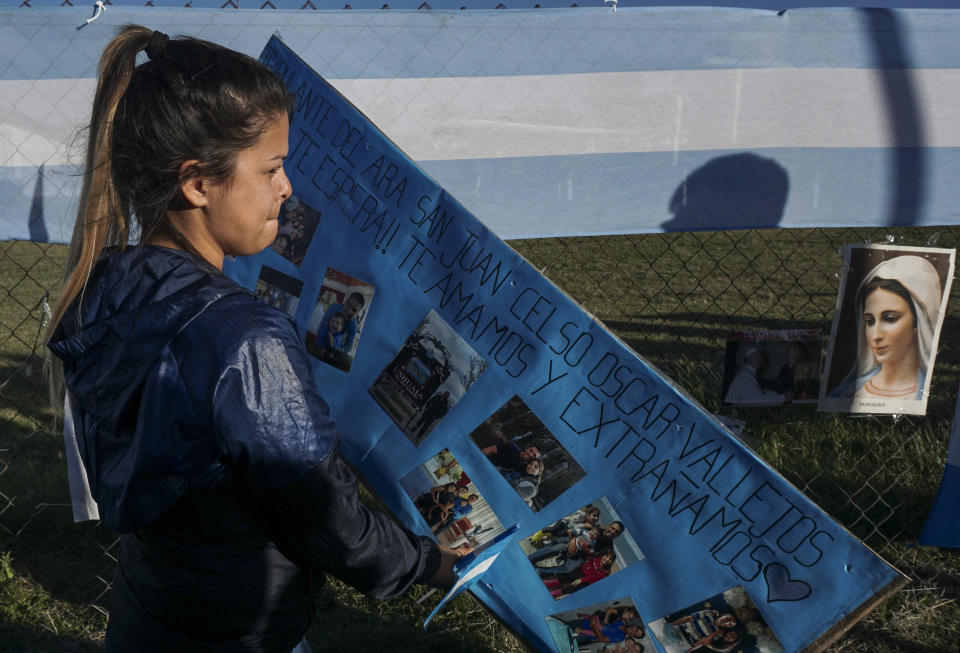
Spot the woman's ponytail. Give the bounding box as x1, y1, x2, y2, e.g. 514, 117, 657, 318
48, 25, 152, 341
45, 25, 152, 410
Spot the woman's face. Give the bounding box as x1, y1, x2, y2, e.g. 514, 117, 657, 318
198, 113, 291, 266
715, 614, 737, 629
863, 288, 917, 367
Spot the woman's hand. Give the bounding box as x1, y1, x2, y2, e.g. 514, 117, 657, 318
427, 545, 469, 589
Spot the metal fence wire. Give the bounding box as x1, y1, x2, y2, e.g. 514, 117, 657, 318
2, 227, 960, 649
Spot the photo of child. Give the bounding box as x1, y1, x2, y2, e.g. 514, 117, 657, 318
546, 597, 653, 653
519, 497, 644, 601
254, 265, 303, 318
469, 395, 586, 512
269, 194, 323, 267
400, 448, 506, 556
648, 585, 783, 653
304, 268, 374, 372
370, 310, 488, 445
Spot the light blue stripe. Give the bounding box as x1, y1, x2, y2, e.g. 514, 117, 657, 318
4, 7, 960, 81
6, 146, 960, 243
422, 146, 960, 237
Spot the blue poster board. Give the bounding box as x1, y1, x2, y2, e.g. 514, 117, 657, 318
224, 36, 906, 652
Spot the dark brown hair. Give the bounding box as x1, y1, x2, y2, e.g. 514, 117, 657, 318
48, 24, 292, 339
46, 25, 293, 404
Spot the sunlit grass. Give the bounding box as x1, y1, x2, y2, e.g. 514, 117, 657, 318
3, 229, 960, 651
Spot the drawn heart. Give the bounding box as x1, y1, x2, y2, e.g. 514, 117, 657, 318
763, 563, 812, 602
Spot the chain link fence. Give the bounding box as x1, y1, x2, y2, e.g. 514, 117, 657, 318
3, 227, 959, 650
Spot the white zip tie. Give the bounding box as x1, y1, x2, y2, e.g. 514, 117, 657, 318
86, 0, 107, 24
40, 293, 51, 327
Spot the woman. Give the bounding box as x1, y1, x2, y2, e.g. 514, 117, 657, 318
541, 550, 617, 598
430, 493, 478, 533
498, 457, 543, 505
830, 255, 942, 401
413, 483, 458, 518
45, 26, 459, 651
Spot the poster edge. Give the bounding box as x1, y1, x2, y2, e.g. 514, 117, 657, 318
799, 573, 910, 653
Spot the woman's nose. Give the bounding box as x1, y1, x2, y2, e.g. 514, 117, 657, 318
278, 167, 292, 200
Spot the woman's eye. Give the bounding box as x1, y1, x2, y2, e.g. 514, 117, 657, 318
882, 312, 901, 323
864, 316, 875, 327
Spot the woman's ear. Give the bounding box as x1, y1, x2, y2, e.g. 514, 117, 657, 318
178, 160, 209, 208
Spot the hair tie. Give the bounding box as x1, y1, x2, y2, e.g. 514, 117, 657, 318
144, 31, 169, 60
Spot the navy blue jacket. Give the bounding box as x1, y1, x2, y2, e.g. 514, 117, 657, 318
48, 246, 439, 652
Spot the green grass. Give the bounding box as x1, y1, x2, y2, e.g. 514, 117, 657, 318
2, 229, 960, 652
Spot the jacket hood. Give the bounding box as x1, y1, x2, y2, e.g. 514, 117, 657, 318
47, 247, 251, 531
49, 246, 248, 392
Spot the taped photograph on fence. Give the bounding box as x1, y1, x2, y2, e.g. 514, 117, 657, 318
819, 244, 955, 415
469, 395, 586, 511
722, 330, 822, 406
304, 268, 374, 372
546, 597, 653, 653
254, 265, 303, 318
648, 585, 783, 653
400, 448, 506, 553
519, 497, 643, 600
269, 195, 322, 267
370, 309, 488, 444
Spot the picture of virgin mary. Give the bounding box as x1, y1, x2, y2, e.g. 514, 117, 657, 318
820, 245, 955, 415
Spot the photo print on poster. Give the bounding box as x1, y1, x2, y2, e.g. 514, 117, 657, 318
369, 309, 488, 445
469, 395, 586, 511
722, 330, 823, 406
304, 268, 374, 372
519, 497, 644, 601
400, 448, 506, 554
649, 585, 784, 653
819, 244, 955, 416
546, 597, 653, 653
269, 195, 323, 267
254, 265, 303, 318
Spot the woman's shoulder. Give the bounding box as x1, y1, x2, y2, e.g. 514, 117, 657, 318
187, 291, 300, 351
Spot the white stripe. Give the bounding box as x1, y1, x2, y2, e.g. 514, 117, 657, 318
3, 68, 960, 168
0, 78, 94, 168
331, 68, 960, 159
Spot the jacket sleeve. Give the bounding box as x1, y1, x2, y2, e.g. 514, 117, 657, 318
261, 450, 442, 599
204, 297, 440, 597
